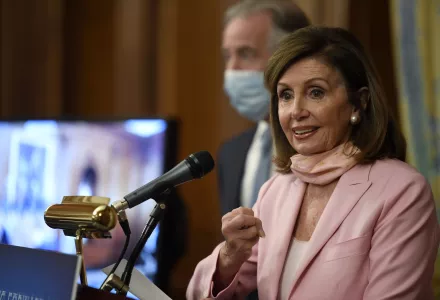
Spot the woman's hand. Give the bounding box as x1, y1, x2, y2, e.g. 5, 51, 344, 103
214, 207, 265, 291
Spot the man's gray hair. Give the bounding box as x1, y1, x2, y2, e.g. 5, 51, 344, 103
225, 0, 310, 50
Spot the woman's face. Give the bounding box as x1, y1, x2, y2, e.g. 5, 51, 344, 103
277, 57, 358, 156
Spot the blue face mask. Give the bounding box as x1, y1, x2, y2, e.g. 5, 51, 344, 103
224, 70, 271, 122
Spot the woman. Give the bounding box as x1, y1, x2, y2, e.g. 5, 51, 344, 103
187, 26, 439, 300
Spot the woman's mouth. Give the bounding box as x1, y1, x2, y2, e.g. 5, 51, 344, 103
292, 127, 319, 139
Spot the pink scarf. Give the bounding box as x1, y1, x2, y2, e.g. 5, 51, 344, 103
290, 143, 360, 185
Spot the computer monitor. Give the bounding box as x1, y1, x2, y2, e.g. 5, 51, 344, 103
0, 118, 182, 294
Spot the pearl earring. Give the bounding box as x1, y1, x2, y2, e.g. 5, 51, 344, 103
350, 115, 359, 124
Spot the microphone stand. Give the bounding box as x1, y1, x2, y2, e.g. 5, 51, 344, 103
75, 229, 88, 286
103, 188, 173, 296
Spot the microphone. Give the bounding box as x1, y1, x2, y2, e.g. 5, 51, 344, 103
112, 151, 215, 212
44, 196, 118, 238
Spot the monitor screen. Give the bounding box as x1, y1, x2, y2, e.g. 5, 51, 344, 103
0, 118, 178, 292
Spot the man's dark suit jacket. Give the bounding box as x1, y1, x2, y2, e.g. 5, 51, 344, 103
217, 126, 259, 300
217, 126, 258, 216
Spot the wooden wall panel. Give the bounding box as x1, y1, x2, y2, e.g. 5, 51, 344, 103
349, 0, 399, 119
62, 0, 115, 117
62, 0, 154, 118
1, 0, 63, 118
295, 0, 350, 28
113, 0, 155, 116
155, 0, 178, 117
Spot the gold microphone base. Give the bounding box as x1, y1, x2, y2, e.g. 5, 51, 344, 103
44, 196, 119, 286
101, 273, 130, 294
75, 229, 88, 286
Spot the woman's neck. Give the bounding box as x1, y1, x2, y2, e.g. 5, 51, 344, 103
294, 179, 339, 241
306, 179, 339, 198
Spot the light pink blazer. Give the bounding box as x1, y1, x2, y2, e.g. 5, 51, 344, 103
187, 159, 440, 300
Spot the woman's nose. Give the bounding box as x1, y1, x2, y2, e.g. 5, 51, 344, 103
290, 98, 309, 120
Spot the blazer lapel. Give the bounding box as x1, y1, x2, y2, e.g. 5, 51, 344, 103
266, 179, 306, 300
288, 163, 373, 296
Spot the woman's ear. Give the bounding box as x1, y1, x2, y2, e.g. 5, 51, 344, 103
358, 87, 369, 110
350, 87, 369, 125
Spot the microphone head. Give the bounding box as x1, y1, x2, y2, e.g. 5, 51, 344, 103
122, 150, 215, 208
186, 151, 215, 178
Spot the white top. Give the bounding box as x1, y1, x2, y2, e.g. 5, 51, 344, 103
240, 121, 275, 208
278, 238, 310, 300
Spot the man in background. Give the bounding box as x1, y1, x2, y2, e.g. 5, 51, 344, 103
218, 0, 310, 215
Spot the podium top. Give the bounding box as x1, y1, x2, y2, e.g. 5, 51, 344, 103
76, 285, 134, 300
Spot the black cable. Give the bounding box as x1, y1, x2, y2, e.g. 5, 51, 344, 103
99, 211, 131, 290
120, 203, 164, 290
118, 189, 172, 295
100, 233, 130, 288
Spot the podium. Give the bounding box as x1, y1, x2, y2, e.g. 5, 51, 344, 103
76, 285, 134, 299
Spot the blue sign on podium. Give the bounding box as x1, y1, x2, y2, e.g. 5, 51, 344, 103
0, 243, 81, 300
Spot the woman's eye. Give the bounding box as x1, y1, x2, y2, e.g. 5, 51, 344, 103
278, 90, 293, 101
310, 88, 325, 99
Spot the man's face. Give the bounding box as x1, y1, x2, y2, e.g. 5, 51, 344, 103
222, 12, 273, 71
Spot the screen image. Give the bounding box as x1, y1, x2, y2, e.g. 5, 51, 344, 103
0, 119, 176, 292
